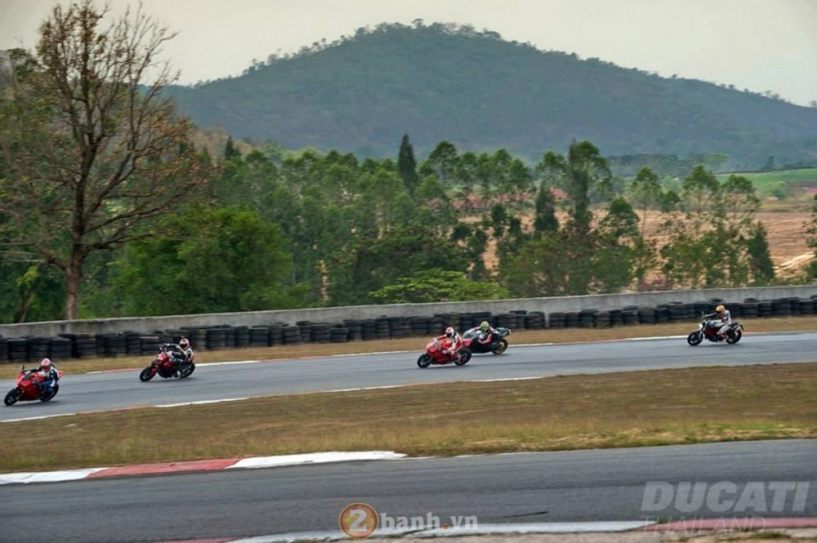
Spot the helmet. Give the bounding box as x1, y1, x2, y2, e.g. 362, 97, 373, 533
179, 337, 190, 350
480, 321, 490, 332
40, 358, 51, 369
715, 305, 725, 313
445, 327, 454, 338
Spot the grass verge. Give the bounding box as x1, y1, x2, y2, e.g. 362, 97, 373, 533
1, 315, 816, 379
1, 362, 815, 472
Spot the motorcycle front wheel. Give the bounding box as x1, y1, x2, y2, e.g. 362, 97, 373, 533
4, 388, 20, 406
687, 331, 703, 346
139, 366, 156, 382
417, 354, 432, 369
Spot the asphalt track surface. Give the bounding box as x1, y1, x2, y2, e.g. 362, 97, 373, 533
1, 332, 816, 422
0, 440, 814, 543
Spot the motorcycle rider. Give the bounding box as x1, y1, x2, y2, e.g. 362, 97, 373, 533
436, 326, 464, 361
476, 320, 497, 347
167, 337, 194, 377
29, 358, 58, 395
714, 304, 732, 340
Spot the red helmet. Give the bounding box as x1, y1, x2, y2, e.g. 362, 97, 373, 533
179, 337, 190, 350
41, 358, 52, 369
445, 327, 455, 338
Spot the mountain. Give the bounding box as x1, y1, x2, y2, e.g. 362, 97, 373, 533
165, 23, 817, 168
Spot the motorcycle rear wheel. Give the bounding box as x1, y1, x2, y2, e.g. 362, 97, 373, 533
492, 339, 509, 355
4, 388, 20, 406
455, 349, 472, 366
39, 383, 59, 402
727, 330, 742, 344
180, 362, 196, 378
687, 331, 703, 346
417, 354, 432, 369
139, 366, 156, 382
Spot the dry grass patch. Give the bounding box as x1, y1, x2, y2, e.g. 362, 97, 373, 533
1, 315, 816, 379
1, 363, 814, 472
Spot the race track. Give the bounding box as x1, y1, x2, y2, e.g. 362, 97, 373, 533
2, 332, 816, 422
0, 440, 814, 543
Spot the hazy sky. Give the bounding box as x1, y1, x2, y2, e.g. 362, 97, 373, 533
1, 0, 816, 105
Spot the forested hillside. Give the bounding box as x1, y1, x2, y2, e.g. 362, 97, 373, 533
166, 22, 817, 169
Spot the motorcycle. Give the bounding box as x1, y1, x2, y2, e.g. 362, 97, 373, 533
139, 344, 195, 381
4, 366, 63, 406
417, 337, 472, 368
462, 326, 511, 355
687, 314, 744, 346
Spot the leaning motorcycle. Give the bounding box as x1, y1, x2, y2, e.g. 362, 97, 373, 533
139, 344, 196, 381
417, 338, 472, 368
687, 314, 744, 346
4, 366, 63, 406
462, 327, 511, 355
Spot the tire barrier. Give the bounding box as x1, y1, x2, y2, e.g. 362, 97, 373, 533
2, 294, 817, 362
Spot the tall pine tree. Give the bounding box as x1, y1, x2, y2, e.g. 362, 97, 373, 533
398, 133, 419, 195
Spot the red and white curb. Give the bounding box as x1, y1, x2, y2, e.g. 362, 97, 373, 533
149, 519, 817, 542
0, 451, 405, 485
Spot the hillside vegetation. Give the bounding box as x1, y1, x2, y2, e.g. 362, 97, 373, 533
166, 22, 817, 169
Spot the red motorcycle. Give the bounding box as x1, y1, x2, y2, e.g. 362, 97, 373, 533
417, 337, 472, 369
4, 366, 64, 406
139, 344, 195, 382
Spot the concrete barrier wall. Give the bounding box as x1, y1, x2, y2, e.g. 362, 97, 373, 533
1, 285, 815, 339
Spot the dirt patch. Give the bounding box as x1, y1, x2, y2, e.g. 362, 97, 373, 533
477, 211, 812, 277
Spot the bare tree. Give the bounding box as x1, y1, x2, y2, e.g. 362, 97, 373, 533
0, 0, 211, 320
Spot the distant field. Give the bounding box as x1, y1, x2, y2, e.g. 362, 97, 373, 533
717, 168, 817, 189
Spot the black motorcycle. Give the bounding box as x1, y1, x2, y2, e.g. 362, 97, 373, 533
462, 327, 511, 355
687, 314, 744, 346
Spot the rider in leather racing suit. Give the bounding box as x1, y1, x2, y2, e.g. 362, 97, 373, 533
436, 327, 463, 360
29, 358, 58, 394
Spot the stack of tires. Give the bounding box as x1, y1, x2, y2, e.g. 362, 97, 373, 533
547, 312, 565, 328
310, 323, 331, 343
524, 311, 545, 329
282, 325, 301, 344
249, 326, 270, 347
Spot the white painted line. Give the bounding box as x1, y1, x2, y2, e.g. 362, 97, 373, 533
227, 451, 406, 470
197, 360, 261, 367
419, 521, 657, 536
155, 397, 249, 408
1, 413, 77, 423
0, 467, 108, 485
325, 385, 406, 393
626, 335, 686, 341
475, 377, 543, 383
332, 350, 411, 357
226, 521, 658, 542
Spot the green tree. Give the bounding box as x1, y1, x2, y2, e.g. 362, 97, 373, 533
398, 133, 419, 195
0, 1, 211, 319
420, 140, 459, 187
660, 168, 764, 288
369, 268, 509, 303
746, 223, 775, 285
116, 206, 296, 315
